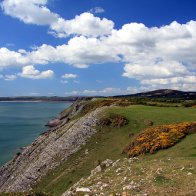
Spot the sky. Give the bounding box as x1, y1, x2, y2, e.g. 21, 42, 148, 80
0, 0, 196, 97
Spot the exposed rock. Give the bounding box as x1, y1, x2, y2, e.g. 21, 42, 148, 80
91, 159, 113, 176
63, 159, 113, 196
45, 101, 87, 128
116, 168, 122, 173
45, 118, 61, 127
123, 181, 139, 191
0, 102, 107, 192
91, 165, 102, 176
85, 149, 89, 155
76, 187, 91, 193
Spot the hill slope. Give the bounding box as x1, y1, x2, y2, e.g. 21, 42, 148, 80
33, 102, 196, 196
0, 99, 195, 196
115, 89, 196, 99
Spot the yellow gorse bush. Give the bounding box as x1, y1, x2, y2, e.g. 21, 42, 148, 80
123, 122, 196, 157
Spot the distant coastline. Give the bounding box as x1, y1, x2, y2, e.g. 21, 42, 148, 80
0, 96, 99, 103
0, 101, 43, 103
0, 96, 82, 102
0, 100, 71, 103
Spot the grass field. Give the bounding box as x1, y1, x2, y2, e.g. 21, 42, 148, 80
33, 105, 196, 196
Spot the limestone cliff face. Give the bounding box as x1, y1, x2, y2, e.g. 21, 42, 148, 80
0, 101, 106, 192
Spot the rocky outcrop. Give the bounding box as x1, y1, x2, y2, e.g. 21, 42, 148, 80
62, 159, 114, 196
0, 102, 106, 193
45, 118, 61, 127
45, 100, 87, 128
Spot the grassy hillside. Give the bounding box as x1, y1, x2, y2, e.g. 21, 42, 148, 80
70, 154, 196, 195
33, 104, 196, 196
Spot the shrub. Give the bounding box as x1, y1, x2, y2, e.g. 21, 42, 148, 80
182, 100, 196, 107
123, 122, 196, 157
100, 114, 128, 128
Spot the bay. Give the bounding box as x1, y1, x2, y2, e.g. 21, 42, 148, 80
0, 102, 72, 166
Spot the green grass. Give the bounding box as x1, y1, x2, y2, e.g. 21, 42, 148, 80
108, 105, 196, 126
33, 105, 196, 196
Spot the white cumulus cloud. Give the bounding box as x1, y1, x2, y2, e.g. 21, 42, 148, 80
61, 73, 77, 79
1, 0, 59, 25
0, 47, 28, 68
1, 0, 113, 37
50, 13, 114, 38
18, 65, 54, 79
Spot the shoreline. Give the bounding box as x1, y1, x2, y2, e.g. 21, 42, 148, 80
0, 101, 73, 103
0, 100, 104, 192
0, 101, 73, 167
0, 101, 43, 103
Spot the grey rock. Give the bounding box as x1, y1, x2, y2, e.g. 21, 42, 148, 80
62, 159, 113, 196
0, 102, 107, 193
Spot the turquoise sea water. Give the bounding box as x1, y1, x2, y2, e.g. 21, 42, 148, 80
0, 102, 72, 166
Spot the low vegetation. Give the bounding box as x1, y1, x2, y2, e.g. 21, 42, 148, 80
100, 114, 128, 128
0, 95, 195, 196
0, 192, 50, 196
123, 122, 196, 157
60, 97, 195, 123
114, 97, 196, 107
68, 156, 196, 196
78, 98, 132, 116
33, 103, 196, 195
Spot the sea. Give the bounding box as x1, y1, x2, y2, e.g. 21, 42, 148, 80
0, 101, 72, 166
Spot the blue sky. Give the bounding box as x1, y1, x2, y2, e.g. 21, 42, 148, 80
0, 0, 196, 96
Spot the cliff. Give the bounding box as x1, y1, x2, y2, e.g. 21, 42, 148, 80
0, 100, 106, 192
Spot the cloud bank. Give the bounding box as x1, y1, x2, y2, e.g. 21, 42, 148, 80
1, 0, 113, 37
0, 0, 196, 91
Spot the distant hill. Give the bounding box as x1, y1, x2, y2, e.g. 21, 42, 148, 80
115, 89, 196, 99
0, 89, 195, 101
